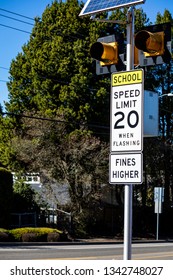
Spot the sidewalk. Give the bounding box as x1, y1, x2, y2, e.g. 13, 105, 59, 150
76, 237, 173, 244
0, 237, 172, 246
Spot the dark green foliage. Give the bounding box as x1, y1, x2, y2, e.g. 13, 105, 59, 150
12, 177, 39, 212
6, 0, 110, 130
142, 10, 173, 210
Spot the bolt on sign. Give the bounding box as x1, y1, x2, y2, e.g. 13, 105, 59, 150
110, 69, 144, 153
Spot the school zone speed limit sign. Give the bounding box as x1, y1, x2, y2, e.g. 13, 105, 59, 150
109, 69, 143, 184
110, 69, 144, 153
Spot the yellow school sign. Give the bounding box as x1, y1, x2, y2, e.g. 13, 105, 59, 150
112, 70, 143, 86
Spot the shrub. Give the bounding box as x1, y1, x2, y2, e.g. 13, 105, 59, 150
59, 231, 71, 242
22, 232, 47, 242
0, 231, 10, 242
0, 228, 14, 242
47, 232, 61, 242
9, 227, 62, 242
0, 228, 8, 232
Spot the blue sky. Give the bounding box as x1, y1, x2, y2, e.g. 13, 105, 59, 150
0, 0, 172, 108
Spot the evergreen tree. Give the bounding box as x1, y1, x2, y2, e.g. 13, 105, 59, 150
6, 0, 110, 131
143, 10, 173, 207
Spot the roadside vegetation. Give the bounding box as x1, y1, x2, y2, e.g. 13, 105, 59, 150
0, 1, 172, 238
0, 227, 71, 242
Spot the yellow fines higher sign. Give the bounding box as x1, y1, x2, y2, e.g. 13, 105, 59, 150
110, 69, 144, 153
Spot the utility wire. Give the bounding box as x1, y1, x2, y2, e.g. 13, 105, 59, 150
0, 8, 33, 35
2, 111, 110, 130
0, 13, 34, 26
0, 7, 86, 38
0, 21, 85, 39
0, 8, 85, 38
0, 7, 35, 21
0, 23, 31, 34
0, 66, 9, 70
0, 69, 107, 93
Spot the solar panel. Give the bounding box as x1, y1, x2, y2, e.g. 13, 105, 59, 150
79, 0, 146, 17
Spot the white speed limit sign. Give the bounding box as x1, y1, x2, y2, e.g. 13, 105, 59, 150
110, 69, 144, 153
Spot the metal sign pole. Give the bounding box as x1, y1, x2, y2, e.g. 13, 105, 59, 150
123, 6, 134, 261
154, 187, 164, 240
156, 188, 161, 240
124, 184, 133, 259
79, 0, 145, 262
156, 201, 160, 240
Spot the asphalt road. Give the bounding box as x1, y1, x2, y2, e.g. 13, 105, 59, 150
0, 242, 173, 260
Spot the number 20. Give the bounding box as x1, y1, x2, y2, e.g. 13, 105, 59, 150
114, 110, 139, 129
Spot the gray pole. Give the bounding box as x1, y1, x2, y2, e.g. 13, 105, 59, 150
123, 6, 134, 261
156, 205, 159, 240
124, 184, 133, 259
156, 188, 160, 240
